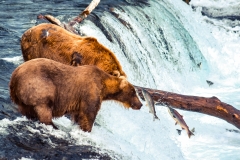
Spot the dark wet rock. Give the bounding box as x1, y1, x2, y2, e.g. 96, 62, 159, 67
0, 120, 122, 159
200, 7, 240, 21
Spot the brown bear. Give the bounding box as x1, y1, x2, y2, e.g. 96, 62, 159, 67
9, 58, 142, 132
21, 23, 126, 77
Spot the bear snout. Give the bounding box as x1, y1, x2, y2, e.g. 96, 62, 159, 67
131, 99, 142, 110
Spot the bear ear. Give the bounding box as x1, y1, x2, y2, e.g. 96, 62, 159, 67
120, 78, 128, 89
112, 70, 120, 77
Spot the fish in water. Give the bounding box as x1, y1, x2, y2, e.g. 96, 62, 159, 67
167, 106, 194, 138
142, 88, 160, 121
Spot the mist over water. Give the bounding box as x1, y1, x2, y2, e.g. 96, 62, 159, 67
0, 0, 240, 159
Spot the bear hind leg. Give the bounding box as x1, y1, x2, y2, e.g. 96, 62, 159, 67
18, 103, 38, 121
34, 104, 58, 129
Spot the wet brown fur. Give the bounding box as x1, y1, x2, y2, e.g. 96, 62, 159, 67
21, 23, 126, 77
9, 58, 142, 132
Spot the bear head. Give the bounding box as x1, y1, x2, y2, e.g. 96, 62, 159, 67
116, 77, 142, 110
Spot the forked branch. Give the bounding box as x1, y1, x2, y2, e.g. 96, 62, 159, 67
134, 85, 240, 129
37, 0, 100, 34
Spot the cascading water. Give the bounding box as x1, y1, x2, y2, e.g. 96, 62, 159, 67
78, 0, 209, 92
0, 0, 240, 159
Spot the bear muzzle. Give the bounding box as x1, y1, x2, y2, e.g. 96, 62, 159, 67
131, 99, 142, 110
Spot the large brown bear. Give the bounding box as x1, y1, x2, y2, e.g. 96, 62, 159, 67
21, 23, 126, 77
9, 58, 142, 132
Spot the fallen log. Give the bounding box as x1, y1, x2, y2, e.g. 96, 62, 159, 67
134, 85, 240, 129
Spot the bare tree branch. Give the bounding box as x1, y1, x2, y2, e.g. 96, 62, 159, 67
37, 14, 63, 27
68, 0, 100, 26
134, 85, 240, 129
37, 0, 100, 34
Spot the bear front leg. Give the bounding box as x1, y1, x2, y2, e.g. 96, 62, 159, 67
78, 112, 96, 132
70, 52, 82, 66
75, 100, 101, 132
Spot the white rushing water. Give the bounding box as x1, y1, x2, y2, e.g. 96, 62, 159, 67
2, 0, 240, 159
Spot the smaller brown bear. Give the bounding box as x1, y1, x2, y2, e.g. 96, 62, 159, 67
9, 58, 142, 132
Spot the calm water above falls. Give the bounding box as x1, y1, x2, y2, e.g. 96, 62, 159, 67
1, 0, 240, 159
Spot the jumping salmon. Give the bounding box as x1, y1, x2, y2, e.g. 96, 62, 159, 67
167, 106, 194, 138
142, 88, 160, 121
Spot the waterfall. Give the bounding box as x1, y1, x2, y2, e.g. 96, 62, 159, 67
1, 0, 240, 159
77, 0, 208, 93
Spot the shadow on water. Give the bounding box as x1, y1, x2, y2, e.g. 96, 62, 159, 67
0, 0, 148, 159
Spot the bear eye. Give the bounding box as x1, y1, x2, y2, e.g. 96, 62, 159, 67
131, 90, 134, 94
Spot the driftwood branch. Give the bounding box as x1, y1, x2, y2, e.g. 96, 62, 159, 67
69, 0, 100, 26
134, 85, 240, 129
37, 14, 63, 26
37, 0, 100, 34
